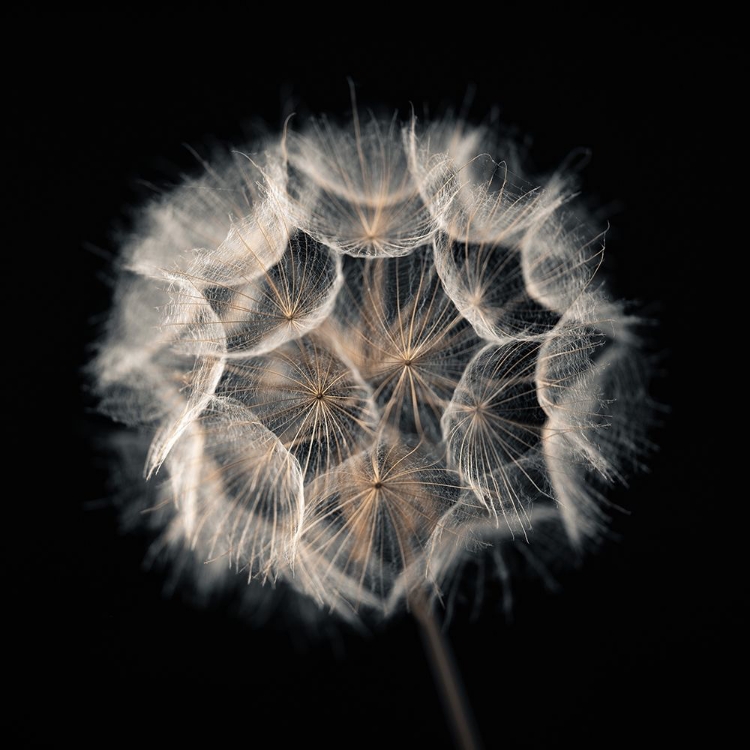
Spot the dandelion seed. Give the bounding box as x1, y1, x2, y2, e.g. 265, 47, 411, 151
165, 397, 304, 578
442, 340, 548, 530
219, 333, 379, 478
331, 248, 482, 442
297, 435, 459, 614
277, 114, 456, 257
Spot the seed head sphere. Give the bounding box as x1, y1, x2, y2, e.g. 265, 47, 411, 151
94, 113, 650, 620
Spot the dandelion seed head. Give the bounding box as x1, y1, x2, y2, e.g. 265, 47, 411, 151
93, 110, 651, 621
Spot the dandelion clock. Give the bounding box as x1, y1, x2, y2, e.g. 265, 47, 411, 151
92, 103, 651, 750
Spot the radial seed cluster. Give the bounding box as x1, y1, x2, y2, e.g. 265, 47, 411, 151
95, 114, 647, 619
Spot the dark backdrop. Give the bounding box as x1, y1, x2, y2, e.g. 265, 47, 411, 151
12, 16, 737, 748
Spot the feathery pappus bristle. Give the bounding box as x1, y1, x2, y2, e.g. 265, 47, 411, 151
92, 110, 652, 621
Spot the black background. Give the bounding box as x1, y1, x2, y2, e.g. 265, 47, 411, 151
12, 16, 738, 748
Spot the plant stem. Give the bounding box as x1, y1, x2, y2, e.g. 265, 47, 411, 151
412, 598, 483, 750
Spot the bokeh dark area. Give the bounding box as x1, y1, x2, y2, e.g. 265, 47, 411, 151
12, 17, 737, 748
